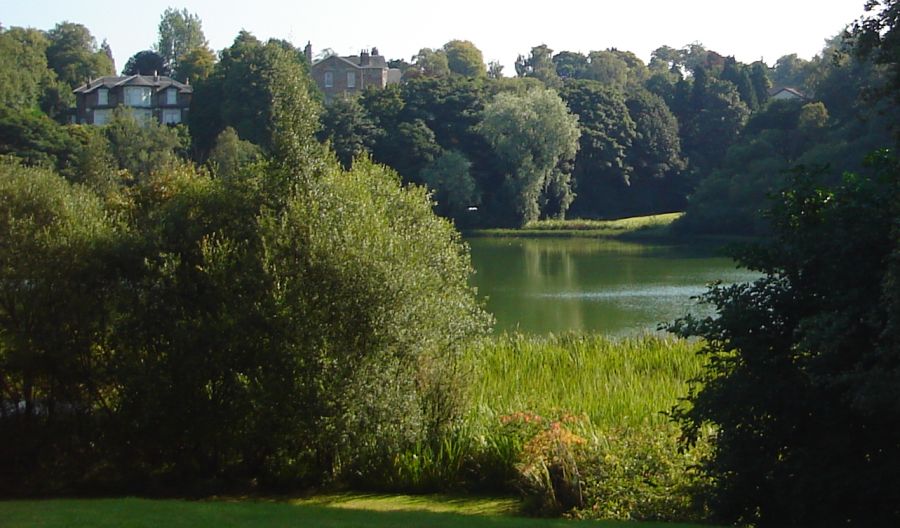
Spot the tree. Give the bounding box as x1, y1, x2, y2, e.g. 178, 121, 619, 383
516, 44, 560, 87
420, 149, 480, 222
318, 94, 380, 169
680, 73, 750, 175
552, 51, 589, 79
207, 126, 263, 180
103, 106, 186, 177
478, 88, 580, 225
670, 153, 900, 526
586, 50, 629, 90
156, 7, 209, 80
176, 46, 216, 82
0, 27, 52, 110
412, 48, 450, 77
122, 50, 168, 76
188, 31, 321, 158
559, 80, 636, 218
443, 40, 485, 77
487, 60, 504, 79
45, 22, 114, 89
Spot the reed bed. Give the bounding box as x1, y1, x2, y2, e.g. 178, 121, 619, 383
464, 333, 703, 432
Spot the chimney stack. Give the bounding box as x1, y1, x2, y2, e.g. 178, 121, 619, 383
304, 41, 313, 63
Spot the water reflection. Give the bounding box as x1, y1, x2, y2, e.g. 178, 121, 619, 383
467, 237, 758, 336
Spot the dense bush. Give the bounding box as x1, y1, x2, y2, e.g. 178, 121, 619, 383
0, 100, 490, 495
670, 152, 900, 525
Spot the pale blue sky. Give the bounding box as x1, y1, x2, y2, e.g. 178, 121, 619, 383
1, 0, 867, 75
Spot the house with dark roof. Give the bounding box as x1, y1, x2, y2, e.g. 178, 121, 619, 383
307, 43, 401, 102
73, 74, 193, 126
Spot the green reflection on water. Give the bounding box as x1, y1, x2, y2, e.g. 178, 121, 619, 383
467, 237, 758, 336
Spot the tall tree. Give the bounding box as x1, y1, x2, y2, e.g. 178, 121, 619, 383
176, 46, 216, 82
45, 22, 114, 89
155, 7, 209, 80
516, 44, 560, 87
0, 26, 54, 110
443, 39, 485, 77
318, 95, 380, 169
559, 80, 637, 218
188, 31, 321, 158
122, 49, 169, 76
478, 88, 580, 225
412, 48, 450, 77
552, 51, 589, 79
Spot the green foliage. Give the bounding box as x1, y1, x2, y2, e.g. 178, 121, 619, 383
412, 48, 451, 78
123, 49, 168, 76
45, 22, 114, 90
559, 80, 636, 218
421, 150, 480, 224
478, 88, 580, 225
516, 45, 561, 88
189, 31, 320, 158
318, 95, 380, 169
0, 27, 53, 111
0, 97, 488, 495
0, 158, 125, 491
670, 153, 900, 526
207, 127, 263, 180
102, 107, 187, 178
155, 7, 210, 80
443, 40, 486, 78
0, 107, 81, 176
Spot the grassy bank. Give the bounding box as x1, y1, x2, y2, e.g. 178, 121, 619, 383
0, 496, 716, 528
469, 213, 683, 239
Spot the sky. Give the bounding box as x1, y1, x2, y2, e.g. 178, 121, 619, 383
1, 0, 869, 76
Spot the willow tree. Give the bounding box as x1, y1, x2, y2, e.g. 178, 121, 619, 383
479, 88, 580, 225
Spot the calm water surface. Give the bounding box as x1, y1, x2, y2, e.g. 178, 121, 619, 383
467, 237, 759, 336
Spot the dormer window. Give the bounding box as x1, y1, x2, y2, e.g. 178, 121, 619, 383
97, 88, 108, 106
166, 87, 177, 105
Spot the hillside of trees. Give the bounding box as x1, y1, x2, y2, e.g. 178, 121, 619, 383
2, 7, 896, 233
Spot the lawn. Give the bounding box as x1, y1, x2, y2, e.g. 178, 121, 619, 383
0, 495, 716, 528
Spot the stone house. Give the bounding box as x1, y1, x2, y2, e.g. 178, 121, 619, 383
72, 74, 193, 126
307, 43, 401, 102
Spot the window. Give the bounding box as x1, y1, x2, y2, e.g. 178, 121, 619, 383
166, 88, 177, 105
93, 109, 111, 125
162, 109, 182, 124
124, 86, 152, 107
324, 71, 333, 88
347, 71, 356, 88
97, 88, 108, 106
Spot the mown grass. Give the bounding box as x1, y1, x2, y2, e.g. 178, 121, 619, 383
0, 497, 714, 528
469, 213, 684, 239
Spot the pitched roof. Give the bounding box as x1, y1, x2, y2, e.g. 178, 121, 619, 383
768, 86, 808, 100
73, 75, 193, 94
312, 53, 388, 70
